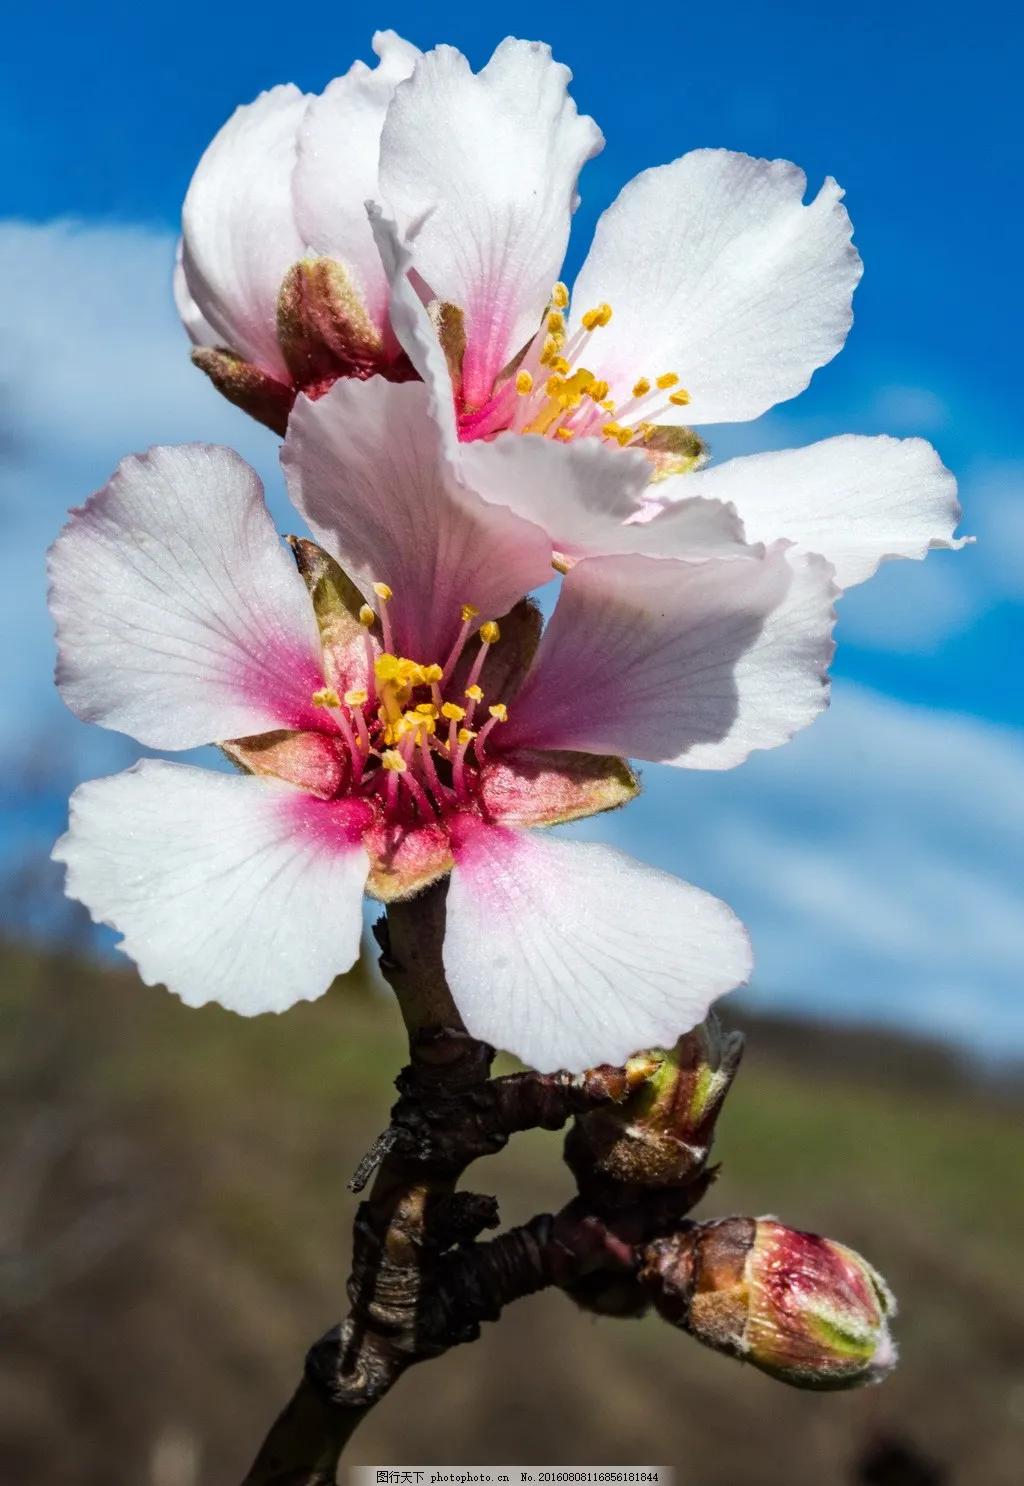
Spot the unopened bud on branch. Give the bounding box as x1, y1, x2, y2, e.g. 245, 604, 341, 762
640, 1217, 897, 1391
564, 1017, 743, 1199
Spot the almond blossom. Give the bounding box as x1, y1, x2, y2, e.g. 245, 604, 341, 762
48, 376, 839, 1072
176, 31, 967, 593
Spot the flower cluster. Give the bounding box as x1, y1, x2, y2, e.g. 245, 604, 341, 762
51, 33, 967, 1077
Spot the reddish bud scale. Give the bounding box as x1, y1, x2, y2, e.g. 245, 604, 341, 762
641, 1218, 897, 1392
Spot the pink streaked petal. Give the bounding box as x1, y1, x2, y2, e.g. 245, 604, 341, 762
444, 815, 751, 1072
48, 444, 328, 750
377, 38, 603, 406
281, 378, 553, 663
181, 84, 308, 381
458, 432, 748, 562
502, 546, 837, 770
53, 762, 371, 1015
294, 31, 420, 349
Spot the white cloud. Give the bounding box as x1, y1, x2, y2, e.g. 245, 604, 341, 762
570, 684, 1024, 1057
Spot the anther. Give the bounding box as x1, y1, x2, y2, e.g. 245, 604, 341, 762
581, 303, 613, 331
656, 372, 679, 390
587, 380, 610, 402
465, 684, 484, 702
457, 727, 477, 746
441, 702, 466, 721
359, 605, 376, 627
381, 749, 407, 772
551, 282, 570, 309
372, 581, 393, 602
547, 310, 566, 333
555, 428, 574, 441
343, 687, 368, 707
632, 377, 652, 398
488, 703, 508, 722
669, 389, 692, 406
515, 370, 534, 395
312, 687, 341, 708
421, 663, 443, 684
460, 603, 480, 622
479, 621, 500, 646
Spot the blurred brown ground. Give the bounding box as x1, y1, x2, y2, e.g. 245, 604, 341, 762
1, 941, 1022, 1486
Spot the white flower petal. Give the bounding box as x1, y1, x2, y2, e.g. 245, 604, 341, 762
444, 818, 751, 1072
378, 38, 603, 405
294, 31, 420, 341
674, 435, 967, 589
570, 149, 861, 425
503, 546, 837, 769
282, 378, 553, 662
173, 239, 218, 347
181, 84, 308, 380
459, 431, 748, 561
54, 761, 370, 1015
49, 444, 326, 749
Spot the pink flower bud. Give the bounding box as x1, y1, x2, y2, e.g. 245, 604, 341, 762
641, 1217, 897, 1391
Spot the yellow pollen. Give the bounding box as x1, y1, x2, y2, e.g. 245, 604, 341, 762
656, 372, 679, 390
551, 552, 572, 574
669, 388, 692, 406
460, 602, 480, 622
632, 377, 652, 398
457, 727, 476, 746
311, 687, 341, 708
381, 749, 407, 773
581, 302, 613, 331
551, 282, 570, 308
479, 620, 500, 645
488, 703, 508, 722
415, 702, 439, 718
402, 708, 436, 737
547, 310, 565, 333
602, 421, 625, 440
515, 370, 534, 395
421, 663, 443, 684
372, 581, 393, 602
638, 421, 656, 440
343, 687, 368, 707
587, 379, 610, 402
358, 604, 376, 627
548, 356, 570, 375
545, 374, 566, 398
555, 428, 574, 441
465, 684, 484, 702
540, 334, 563, 364
441, 702, 466, 721
599, 398, 615, 411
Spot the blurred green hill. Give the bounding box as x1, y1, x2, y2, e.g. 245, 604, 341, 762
1, 941, 1021, 1486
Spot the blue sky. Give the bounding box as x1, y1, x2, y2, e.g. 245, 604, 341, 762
2, 1, 1022, 1052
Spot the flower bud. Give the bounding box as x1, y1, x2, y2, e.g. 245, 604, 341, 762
564, 1017, 743, 1198
641, 1217, 897, 1391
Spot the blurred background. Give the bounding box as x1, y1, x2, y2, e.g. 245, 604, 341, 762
1, 2, 1022, 1482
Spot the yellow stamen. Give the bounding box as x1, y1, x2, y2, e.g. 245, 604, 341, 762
479, 620, 500, 645
488, 703, 508, 722
669, 388, 692, 406
311, 687, 341, 708
457, 727, 477, 746
358, 604, 376, 627
415, 702, 439, 718
441, 702, 466, 721
548, 356, 570, 375
381, 749, 407, 773
587, 379, 610, 402
421, 663, 443, 684
656, 372, 679, 390
547, 310, 565, 333
602, 421, 625, 440
551, 282, 570, 309
515, 370, 534, 395
343, 687, 368, 707
372, 581, 393, 602
465, 684, 484, 702
545, 374, 566, 398
599, 398, 615, 412
581, 302, 613, 331
460, 602, 480, 622
540, 334, 563, 364
631, 377, 652, 398
555, 428, 574, 441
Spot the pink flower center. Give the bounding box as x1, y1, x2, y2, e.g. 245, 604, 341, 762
457, 282, 692, 450
310, 594, 510, 834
